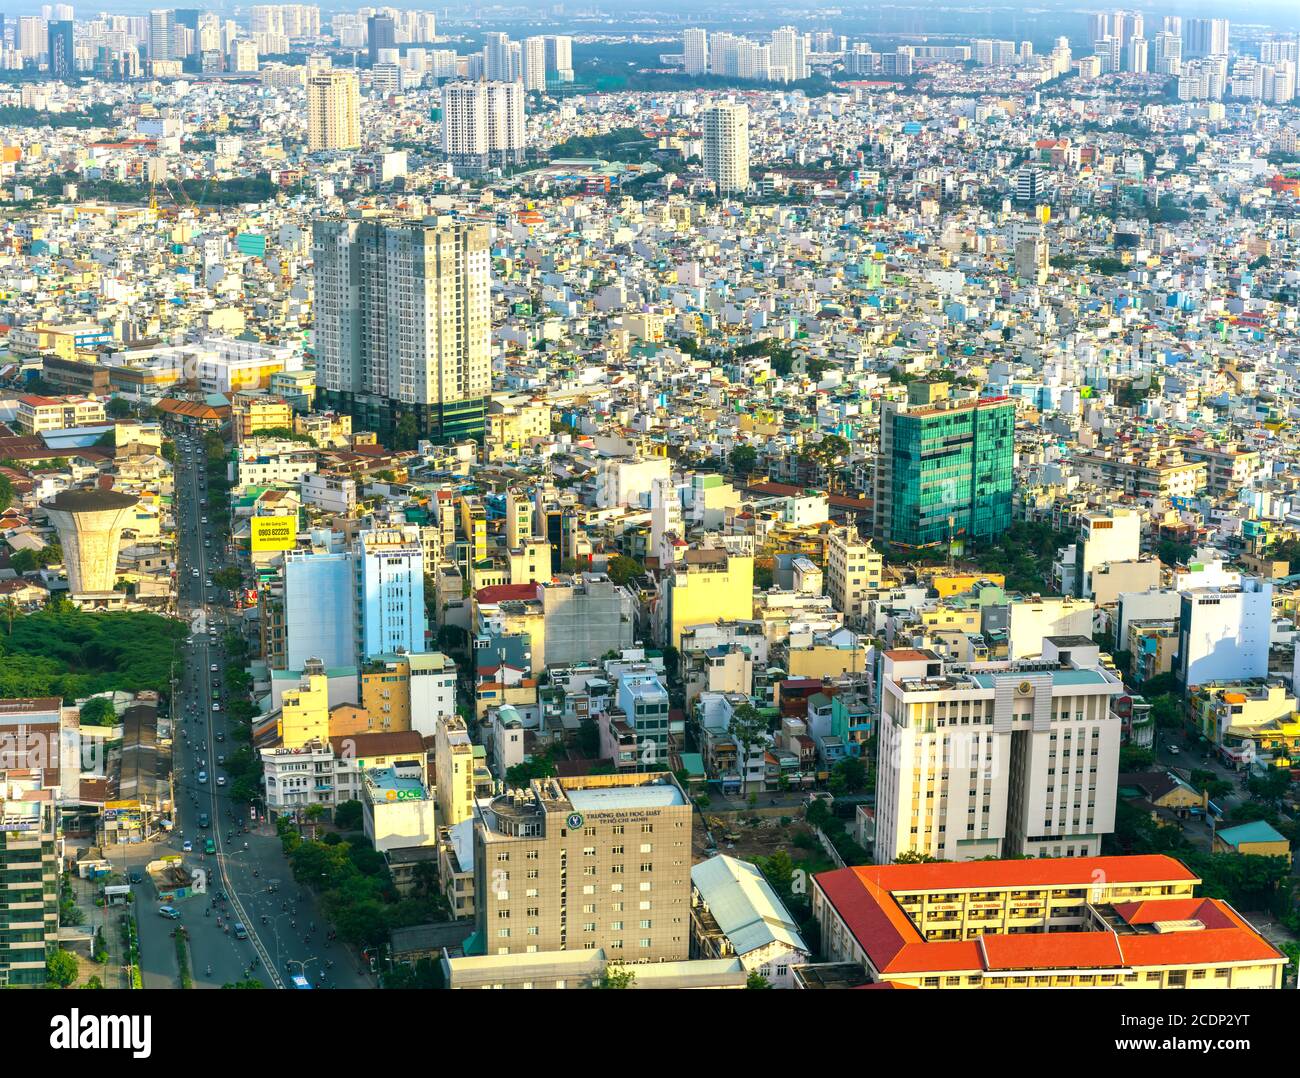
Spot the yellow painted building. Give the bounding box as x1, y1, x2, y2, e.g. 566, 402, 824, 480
786, 642, 872, 680
232, 393, 293, 444
361, 661, 413, 733
1212, 821, 1292, 864
814, 856, 1286, 989
659, 549, 755, 651
278, 672, 330, 749
434, 715, 475, 828
930, 571, 1006, 599
1192, 681, 1295, 747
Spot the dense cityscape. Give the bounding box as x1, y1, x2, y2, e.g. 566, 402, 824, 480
0, 0, 1298, 1032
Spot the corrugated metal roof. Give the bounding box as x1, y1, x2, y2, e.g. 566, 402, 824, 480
691, 854, 808, 958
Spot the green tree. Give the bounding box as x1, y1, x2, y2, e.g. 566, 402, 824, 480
334, 800, 363, 831
79, 696, 117, 727
893, 851, 942, 864
105, 397, 134, 419
211, 567, 242, 590
0, 473, 12, 513
46, 949, 78, 988
393, 412, 420, 452
81, 975, 105, 988
597, 965, 636, 989
833, 756, 867, 793
1119, 745, 1155, 771
728, 704, 769, 797
605, 555, 644, 587
746, 970, 773, 989
729, 444, 758, 475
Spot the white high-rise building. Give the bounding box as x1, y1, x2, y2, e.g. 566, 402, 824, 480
874, 640, 1124, 864
709, 31, 742, 76
229, 38, 259, 72
1184, 17, 1229, 59
18, 17, 47, 61
1127, 36, 1147, 73
703, 101, 749, 195
440, 79, 525, 172
311, 215, 492, 443
357, 526, 427, 660
482, 30, 515, 80
306, 68, 360, 150
1154, 30, 1182, 74
1177, 578, 1272, 688
683, 27, 708, 76
543, 34, 572, 81
522, 35, 546, 91
770, 25, 809, 80
148, 8, 173, 59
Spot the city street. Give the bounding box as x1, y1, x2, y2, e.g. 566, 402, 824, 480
113, 433, 374, 990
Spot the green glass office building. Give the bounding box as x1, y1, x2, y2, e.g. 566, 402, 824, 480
875, 392, 1015, 548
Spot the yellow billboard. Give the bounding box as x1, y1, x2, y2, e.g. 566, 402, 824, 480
250, 516, 296, 552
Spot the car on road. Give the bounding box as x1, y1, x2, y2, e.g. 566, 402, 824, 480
197, 771, 208, 784
233, 922, 248, 940
217, 755, 226, 765
204, 837, 216, 854
212, 703, 221, 712
1168, 745, 1180, 755
158, 906, 181, 920
198, 813, 210, 828
201, 517, 208, 524
217, 776, 226, 787
182, 840, 193, 852
129, 871, 143, 884
216, 733, 224, 743
210, 664, 218, 673
289, 973, 313, 989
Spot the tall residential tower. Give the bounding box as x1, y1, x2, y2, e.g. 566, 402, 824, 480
312, 214, 492, 444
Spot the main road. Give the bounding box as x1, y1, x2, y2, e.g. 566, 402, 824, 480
113, 431, 373, 990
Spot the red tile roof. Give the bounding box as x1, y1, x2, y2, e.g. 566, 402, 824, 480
475, 583, 541, 605
981, 931, 1124, 971
816, 857, 1284, 979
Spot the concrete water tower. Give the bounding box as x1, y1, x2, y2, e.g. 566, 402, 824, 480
40, 488, 139, 597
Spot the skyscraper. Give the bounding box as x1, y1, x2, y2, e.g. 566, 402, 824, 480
1184, 17, 1229, 58
367, 13, 395, 66
702, 101, 749, 195
521, 34, 546, 92
148, 8, 173, 60
770, 25, 808, 80
440, 79, 525, 173
543, 34, 572, 81
683, 27, 708, 76
47, 20, 74, 79
482, 31, 515, 80
873, 383, 1015, 548
312, 215, 492, 444
306, 69, 360, 150
17, 17, 46, 62
1127, 35, 1148, 73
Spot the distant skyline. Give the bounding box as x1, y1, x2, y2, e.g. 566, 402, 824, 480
1, 0, 1298, 31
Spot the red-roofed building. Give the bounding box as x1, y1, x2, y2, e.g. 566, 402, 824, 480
812, 856, 1285, 988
